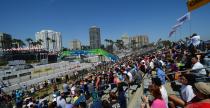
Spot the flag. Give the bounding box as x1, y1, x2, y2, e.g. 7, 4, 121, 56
187, 0, 210, 12
169, 29, 176, 37
172, 22, 183, 30
177, 12, 190, 24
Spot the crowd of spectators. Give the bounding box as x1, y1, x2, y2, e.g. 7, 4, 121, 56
0, 35, 210, 108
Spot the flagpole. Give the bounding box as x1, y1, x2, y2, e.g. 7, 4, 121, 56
180, 27, 182, 40
189, 17, 192, 36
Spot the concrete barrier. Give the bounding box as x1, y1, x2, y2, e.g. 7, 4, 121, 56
2, 63, 92, 94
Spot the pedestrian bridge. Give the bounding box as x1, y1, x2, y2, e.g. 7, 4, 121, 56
60, 49, 119, 61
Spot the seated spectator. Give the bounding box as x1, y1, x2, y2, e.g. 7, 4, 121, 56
154, 62, 166, 85
178, 74, 196, 103
141, 84, 167, 108
191, 56, 206, 76
186, 82, 210, 108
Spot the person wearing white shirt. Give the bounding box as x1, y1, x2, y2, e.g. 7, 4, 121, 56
127, 71, 133, 82
178, 74, 196, 103
191, 57, 206, 76
57, 91, 66, 108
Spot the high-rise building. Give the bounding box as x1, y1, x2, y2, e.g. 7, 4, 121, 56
35, 30, 62, 51
121, 34, 130, 45
0, 33, 12, 50
130, 35, 149, 48
69, 40, 81, 50
89, 26, 101, 49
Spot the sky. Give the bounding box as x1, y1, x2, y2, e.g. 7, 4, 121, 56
0, 0, 210, 47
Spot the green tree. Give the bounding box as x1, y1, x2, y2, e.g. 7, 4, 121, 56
115, 39, 124, 50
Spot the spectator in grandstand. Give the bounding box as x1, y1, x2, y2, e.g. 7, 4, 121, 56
90, 89, 102, 108
191, 56, 207, 77
154, 61, 166, 85
152, 77, 168, 108
178, 74, 196, 103
56, 90, 66, 108
117, 82, 127, 108
16, 89, 23, 108
141, 84, 167, 108
186, 82, 210, 108
74, 90, 86, 106
65, 96, 73, 108
113, 74, 121, 86
63, 81, 69, 95
102, 100, 112, 108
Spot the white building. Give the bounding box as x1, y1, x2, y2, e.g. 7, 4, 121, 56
69, 40, 81, 50
35, 30, 62, 51
121, 33, 130, 45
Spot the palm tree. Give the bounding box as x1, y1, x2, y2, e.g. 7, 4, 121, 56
37, 39, 43, 49
12, 39, 18, 48
104, 39, 109, 47
46, 37, 51, 51
18, 39, 25, 48
12, 39, 26, 48
115, 39, 124, 50
26, 38, 33, 49
104, 39, 114, 53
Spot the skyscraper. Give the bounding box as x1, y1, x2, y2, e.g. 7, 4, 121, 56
35, 30, 62, 51
0, 32, 12, 50
89, 26, 101, 49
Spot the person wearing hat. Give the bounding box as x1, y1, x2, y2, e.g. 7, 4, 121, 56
186, 82, 210, 108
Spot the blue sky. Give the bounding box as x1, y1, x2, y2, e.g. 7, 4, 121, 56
0, 0, 210, 47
